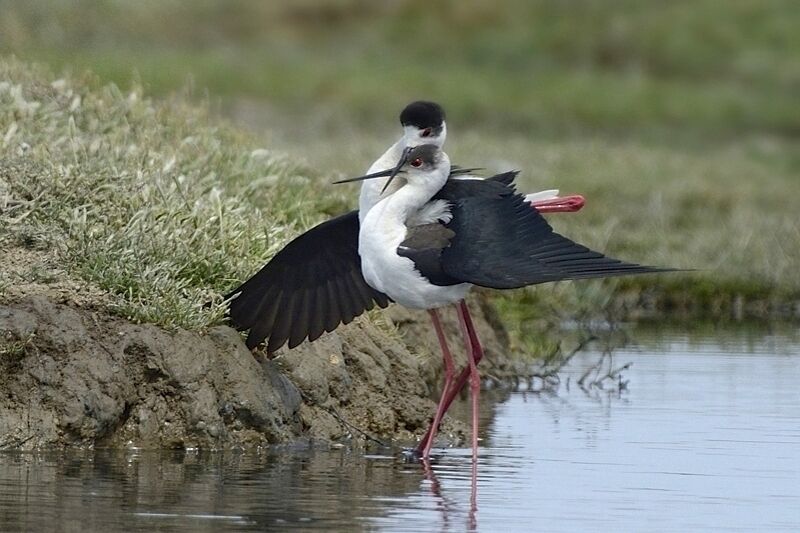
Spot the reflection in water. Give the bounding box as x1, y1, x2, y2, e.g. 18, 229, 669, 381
0, 330, 798, 532
421, 456, 478, 531
0, 447, 432, 531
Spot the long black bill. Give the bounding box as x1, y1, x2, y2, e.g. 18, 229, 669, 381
332, 147, 411, 193
379, 146, 411, 194
331, 167, 398, 185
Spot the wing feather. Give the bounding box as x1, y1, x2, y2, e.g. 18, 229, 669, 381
306, 285, 327, 343
431, 179, 673, 289
226, 210, 389, 352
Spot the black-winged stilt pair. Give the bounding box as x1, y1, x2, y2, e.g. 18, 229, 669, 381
226, 101, 669, 462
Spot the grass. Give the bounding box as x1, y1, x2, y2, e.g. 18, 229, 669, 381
0, 58, 352, 329
3, 1, 799, 136
0, 331, 34, 360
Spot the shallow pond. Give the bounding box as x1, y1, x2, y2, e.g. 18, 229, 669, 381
1, 327, 799, 532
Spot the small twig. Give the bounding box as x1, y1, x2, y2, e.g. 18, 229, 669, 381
528, 334, 599, 390
0, 433, 35, 450
322, 405, 388, 448
577, 350, 606, 389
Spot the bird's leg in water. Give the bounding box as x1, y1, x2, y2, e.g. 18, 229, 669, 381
421, 308, 457, 459
457, 301, 481, 463
417, 202, 581, 453
417, 301, 485, 454
459, 301, 482, 514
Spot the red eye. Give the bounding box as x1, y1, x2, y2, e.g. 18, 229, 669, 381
421, 128, 432, 137
410, 158, 423, 168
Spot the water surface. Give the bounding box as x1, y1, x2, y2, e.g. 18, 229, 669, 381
1, 328, 798, 532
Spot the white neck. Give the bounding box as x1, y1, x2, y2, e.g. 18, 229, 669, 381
358, 138, 405, 222
373, 165, 450, 226
359, 125, 448, 222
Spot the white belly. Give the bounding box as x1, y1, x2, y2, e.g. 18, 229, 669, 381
359, 206, 470, 310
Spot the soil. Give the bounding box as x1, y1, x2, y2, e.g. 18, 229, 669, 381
0, 288, 513, 450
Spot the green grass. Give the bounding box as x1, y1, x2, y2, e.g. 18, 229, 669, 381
0, 331, 34, 360
3, 0, 799, 135
0, 58, 351, 328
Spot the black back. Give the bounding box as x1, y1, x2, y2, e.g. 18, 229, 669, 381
397, 223, 456, 286
399, 174, 670, 288
397, 172, 519, 286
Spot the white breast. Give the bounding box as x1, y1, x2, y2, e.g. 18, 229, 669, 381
359, 200, 470, 310
408, 199, 452, 225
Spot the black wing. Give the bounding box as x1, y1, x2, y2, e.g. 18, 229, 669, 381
398, 223, 457, 286
449, 165, 483, 177
401, 177, 670, 289
226, 210, 389, 352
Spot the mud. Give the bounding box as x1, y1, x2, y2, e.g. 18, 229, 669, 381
0, 292, 513, 450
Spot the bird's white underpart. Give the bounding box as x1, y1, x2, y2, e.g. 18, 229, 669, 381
359, 150, 470, 309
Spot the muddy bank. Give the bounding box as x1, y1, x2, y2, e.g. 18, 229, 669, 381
0, 295, 297, 449
0, 294, 513, 450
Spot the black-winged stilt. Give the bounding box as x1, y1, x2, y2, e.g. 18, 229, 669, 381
344, 144, 668, 460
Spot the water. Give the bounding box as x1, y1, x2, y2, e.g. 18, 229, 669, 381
1, 328, 799, 532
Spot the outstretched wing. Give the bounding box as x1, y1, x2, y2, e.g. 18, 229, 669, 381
226, 210, 389, 352
400, 178, 670, 289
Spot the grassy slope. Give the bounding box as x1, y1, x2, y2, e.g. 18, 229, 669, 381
0, 58, 352, 329
2, 0, 798, 328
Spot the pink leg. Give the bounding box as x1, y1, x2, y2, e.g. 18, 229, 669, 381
417, 301, 484, 454
420, 308, 457, 459
457, 301, 481, 463
469, 456, 478, 527
458, 300, 484, 364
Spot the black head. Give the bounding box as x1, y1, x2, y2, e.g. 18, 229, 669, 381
399, 101, 445, 129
